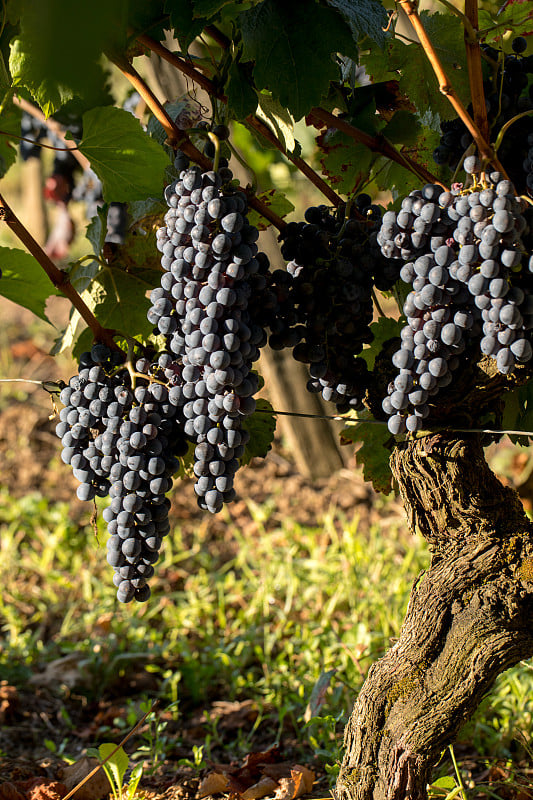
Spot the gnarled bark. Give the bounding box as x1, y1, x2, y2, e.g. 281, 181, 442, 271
336, 434, 533, 800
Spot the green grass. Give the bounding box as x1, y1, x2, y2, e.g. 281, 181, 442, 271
1, 488, 532, 795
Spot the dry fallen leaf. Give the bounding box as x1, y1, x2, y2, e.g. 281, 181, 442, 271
240, 776, 278, 800
197, 771, 230, 798
0, 783, 26, 800
58, 758, 111, 800
274, 766, 315, 800
25, 781, 68, 800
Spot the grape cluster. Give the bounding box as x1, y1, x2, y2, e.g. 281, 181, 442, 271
148, 155, 271, 513
434, 37, 533, 195
56, 344, 187, 602
275, 197, 401, 412
378, 162, 533, 434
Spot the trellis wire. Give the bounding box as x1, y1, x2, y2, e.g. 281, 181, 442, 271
1, 377, 532, 439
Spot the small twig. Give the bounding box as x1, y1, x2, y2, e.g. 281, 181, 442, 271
61, 703, 158, 800
493, 109, 533, 156
12, 96, 91, 171
310, 107, 445, 188
464, 0, 490, 142
0, 192, 117, 349
398, 0, 508, 176
0, 128, 82, 154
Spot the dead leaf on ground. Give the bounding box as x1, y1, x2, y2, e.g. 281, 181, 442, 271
274, 767, 314, 800
197, 772, 230, 798
196, 748, 315, 800
0, 781, 68, 800
0, 783, 26, 800
24, 780, 68, 800
240, 776, 277, 799
58, 758, 111, 800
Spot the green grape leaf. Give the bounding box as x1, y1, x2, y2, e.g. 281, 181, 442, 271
502, 382, 533, 446
362, 11, 469, 121
361, 318, 403, 371
71, 325, 95, 362
166, 0, 206, 49
240, 0, 359, 121
381, 111, 421, 146
226, 60, 258, 120
9, 38, 73, 116
0, 101, 21, 177
0, 51, 11, 93
51, 307, 83, 356
326, 0, 388, 46
374, 122, 443, 202
78, 106, 169, 202
8, 1, 124, 117
340, 411, 393, 495
0, 247, 59, 322
98, 744, 129, 795
245, 189, 294, 231
81, 265, 156, 340
241, 398, 276, 465
255, 91, 295, 152
192, 0, 237, 14
480, 4, 533, 42
68, 259, 101, 295
317, 128, 375, 195
127, 0, 170, 40
86, 207, 108, 258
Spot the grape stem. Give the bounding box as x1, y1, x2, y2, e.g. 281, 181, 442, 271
0, 192, 118, 350
493, 109, 533, 157
12, 95, 91, 171
398, 0, 508, 177
464, 0, 490, 143
135, 33, 344, 207
110, 53, 288, 231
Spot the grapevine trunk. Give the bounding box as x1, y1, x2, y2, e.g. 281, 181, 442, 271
336, 434, 533, 800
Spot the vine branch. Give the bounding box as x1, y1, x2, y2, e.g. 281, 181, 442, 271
398, 0, 507, 176
109, 54, 288, 231
137, 33, 343, 207
464, 0, 490, 142
0, 192, 118, 350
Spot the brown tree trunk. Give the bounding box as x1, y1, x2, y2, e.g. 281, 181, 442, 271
336, 433, 533, 800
